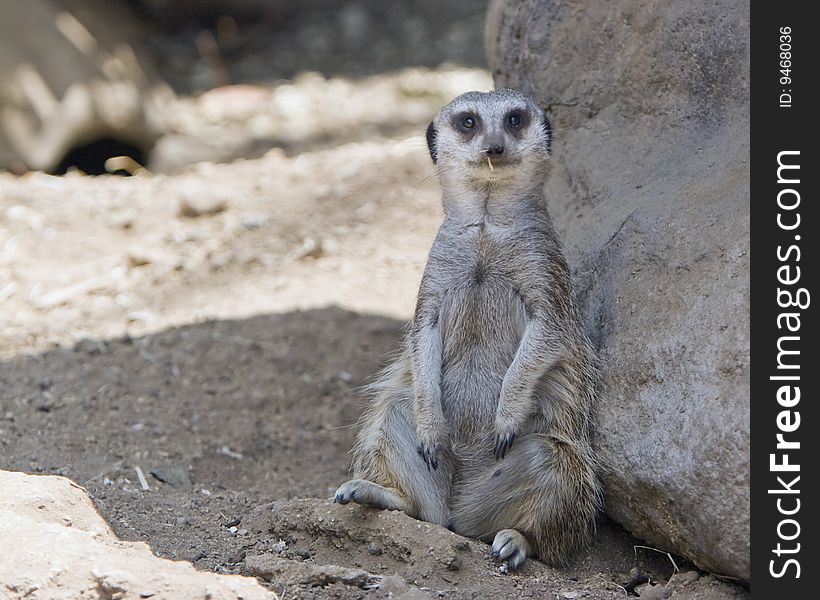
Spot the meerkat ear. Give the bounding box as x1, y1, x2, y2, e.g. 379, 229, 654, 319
541, 111, 552, 154
426, 121, 438, 164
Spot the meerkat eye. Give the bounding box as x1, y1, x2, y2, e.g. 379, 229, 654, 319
460, 116, 476, 130
507, 113, 522, 128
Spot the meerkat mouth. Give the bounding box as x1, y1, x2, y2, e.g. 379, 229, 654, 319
477, 156, 518, 169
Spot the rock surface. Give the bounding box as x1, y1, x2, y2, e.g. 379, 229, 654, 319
487, 0, 749, 581
0, 470, 273, 600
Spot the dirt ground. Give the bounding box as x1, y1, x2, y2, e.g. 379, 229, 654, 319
1, 5, 748, 598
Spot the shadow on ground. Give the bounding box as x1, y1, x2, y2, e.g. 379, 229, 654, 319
0, 308, 402, 564
0, 307, 742, 598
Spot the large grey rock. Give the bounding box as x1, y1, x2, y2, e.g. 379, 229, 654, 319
487, 0, 749, 581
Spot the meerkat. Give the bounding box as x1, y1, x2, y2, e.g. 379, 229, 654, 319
334, 88, 601, 569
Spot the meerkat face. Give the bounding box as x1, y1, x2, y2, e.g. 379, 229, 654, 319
425, 89, 551, 183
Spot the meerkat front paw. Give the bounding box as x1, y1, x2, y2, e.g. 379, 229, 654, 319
493, 416, 519, 460
492, 529, 531, 570
416, 426, 447, 470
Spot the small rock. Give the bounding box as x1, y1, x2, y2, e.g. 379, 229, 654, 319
150, 465, 192, 490
636, 584, 672, 600
292, 548, 312, 560
228, 548, 247, 564
184, 550, 206, 562
224, 517, 242, 528
245, 554, 378, 589
380, 574, 409, 594
295, 237, 324, 260
242, 216, 268, 230
126, 253, 152, 268
670, 570, 700, 586
560, 592, 579, 600
177, 196, 227, 218
367, 543, 382, 556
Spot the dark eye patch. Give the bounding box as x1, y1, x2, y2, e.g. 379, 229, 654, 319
453, 112, 480, 134
504, 109, 530, 134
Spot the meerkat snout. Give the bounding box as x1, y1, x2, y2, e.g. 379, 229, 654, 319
482, 140, 505, 158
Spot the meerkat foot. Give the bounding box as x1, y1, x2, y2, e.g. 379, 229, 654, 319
491, 529, 531, 570
334, 479, 411, 513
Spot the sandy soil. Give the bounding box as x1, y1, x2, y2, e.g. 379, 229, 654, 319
0, 59, 748, 600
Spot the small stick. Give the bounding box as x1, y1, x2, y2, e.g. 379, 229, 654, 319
633, 544, 679, 575
134, 466, 150, 491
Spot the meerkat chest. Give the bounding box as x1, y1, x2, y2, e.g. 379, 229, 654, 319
437, 227, 528, 360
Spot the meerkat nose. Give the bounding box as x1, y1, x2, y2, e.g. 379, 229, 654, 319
485, 145, 505, 157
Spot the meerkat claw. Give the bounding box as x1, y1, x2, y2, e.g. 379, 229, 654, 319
494, 432, 516, 460
417, 443, 440, 470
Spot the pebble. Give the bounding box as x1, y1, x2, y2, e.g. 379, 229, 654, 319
635, 583, 672, 600
228, 548, 247, 564
379, 574, 409, 594
291, 548, 311, 560
150, 465, 192, 489
177, 195, 227, 218
670, 570, 700, 586
295, 237, 324, 260
367, 543, 382, 556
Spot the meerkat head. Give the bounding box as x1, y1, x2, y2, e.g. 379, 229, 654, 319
425, 89, 551, 186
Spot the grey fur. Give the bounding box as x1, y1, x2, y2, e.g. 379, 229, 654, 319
335, 89, 601, 567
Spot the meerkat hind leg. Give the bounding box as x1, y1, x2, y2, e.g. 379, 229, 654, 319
334, 478, 411, 512
345, 393, 452, 525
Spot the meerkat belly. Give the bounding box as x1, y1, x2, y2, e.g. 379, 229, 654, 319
438, 277, 527, 439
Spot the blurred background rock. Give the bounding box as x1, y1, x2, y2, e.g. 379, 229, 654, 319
0, 0, 490, 175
